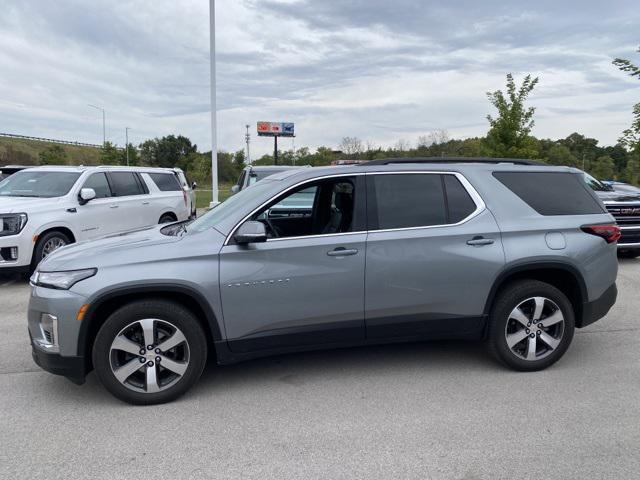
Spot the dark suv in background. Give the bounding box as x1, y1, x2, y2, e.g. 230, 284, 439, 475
584, 173, 640, 258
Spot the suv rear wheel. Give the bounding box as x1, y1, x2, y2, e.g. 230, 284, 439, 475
92, 299, 207, 405
487, 280, 575, 371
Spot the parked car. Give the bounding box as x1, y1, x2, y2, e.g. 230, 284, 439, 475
29, 158, 618, 404
231, 165, 309, 194
601, 180, 640, 195
0, 165, 29, 181
0, 165, 191, 272
584, 173, 640, 258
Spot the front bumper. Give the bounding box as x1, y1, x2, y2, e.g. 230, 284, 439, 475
0, 231, 33, 269
31, 335, 86, 384
580, 283, 617, 328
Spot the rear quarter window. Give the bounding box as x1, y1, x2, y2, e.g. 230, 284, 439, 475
493, 172, 605, 215
148, 173, 182, 192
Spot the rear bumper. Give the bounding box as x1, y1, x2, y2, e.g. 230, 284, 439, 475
31, 335, 86, 385
580, 283, 617, 328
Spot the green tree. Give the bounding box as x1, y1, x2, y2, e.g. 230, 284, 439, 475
623, 156, 640, 185
590, 155, 615, 180
39, 145, 68, 165
613, 46, 640, 151
484, 73, 540, 158
139, 135, 197, 170
100, 141, 122, 165
122, 143, 139, 166
545, 144, 579, 167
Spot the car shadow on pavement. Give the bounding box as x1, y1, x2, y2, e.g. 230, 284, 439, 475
32, 340, 500, 407
193, 339, 500, 396
0, 272, 28, 285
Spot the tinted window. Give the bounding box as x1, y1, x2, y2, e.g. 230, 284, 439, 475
149, 173, 181, 192
109, 172, 143, 197
493, 172, 605, 215
82, 173, 111, 198
372, 174, 446, 229
0, 171, 80, 198
444, 175, 476, 223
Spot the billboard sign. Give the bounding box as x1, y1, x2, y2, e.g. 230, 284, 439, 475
257, 121, 295, 137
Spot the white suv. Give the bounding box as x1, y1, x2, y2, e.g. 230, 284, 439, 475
0, 165, 191, 272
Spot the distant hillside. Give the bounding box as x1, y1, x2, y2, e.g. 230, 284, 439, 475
0, 136, 101, 166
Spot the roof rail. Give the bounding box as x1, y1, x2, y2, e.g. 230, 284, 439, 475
360, 157, 545, 166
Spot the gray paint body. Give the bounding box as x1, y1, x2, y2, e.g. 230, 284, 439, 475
28, 163, 618, 363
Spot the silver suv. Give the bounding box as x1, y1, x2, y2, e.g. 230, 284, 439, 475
28, 158, 619, 404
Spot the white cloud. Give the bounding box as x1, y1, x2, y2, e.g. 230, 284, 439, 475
0, 0, 638, 156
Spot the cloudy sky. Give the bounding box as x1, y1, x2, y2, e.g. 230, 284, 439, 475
1, 0, 638, 156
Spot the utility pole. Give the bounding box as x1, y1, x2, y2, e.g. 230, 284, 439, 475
125, 127, 131, 166
274, 136, 278, 165
209, 0, 219, 207
245, 124, 251, 164
88, 104, 106, 146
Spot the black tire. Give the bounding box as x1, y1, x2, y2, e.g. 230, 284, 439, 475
31, 230, 72, 271
92, 299, 207, 405
487, 280, 575, 371
618, 250, 640, 259
159, 213, 176, 224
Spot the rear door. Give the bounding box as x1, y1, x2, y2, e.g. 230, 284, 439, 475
106, 171, 150, 231
364, 172, 505, 339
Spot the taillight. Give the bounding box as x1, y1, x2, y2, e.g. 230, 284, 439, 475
581, 224, 621, 244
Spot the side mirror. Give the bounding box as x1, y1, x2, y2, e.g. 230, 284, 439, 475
234, 221, 267, 244
78, 188, 96, 205
191, 181, 197, 189
231, 185, 240, 195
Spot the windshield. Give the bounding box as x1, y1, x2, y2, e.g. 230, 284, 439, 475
248, 169, 287, 186
187, 181, 276, 234
0, 171, 81, 198
583, 173, 610, 192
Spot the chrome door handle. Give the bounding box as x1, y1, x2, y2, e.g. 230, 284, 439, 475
109, 205, 119, 209
327, 247, 358, 257
466, 236, 494, 246
142, 201, 150, 205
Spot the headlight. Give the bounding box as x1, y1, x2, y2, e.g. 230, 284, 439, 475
0, 213, 28, 237
31, 268, 97, 290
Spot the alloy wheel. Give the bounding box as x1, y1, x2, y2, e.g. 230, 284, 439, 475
109, 318, 190, 393
504, 296, 565, 361
41, 237, 67, 259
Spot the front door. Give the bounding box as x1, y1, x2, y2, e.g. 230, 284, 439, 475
74, 172, 121, 240
219, 175, 367, 352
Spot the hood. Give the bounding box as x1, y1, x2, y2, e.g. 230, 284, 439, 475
594, 190, 640, 203
39, 224, 183, 271
0, 196, 64, 213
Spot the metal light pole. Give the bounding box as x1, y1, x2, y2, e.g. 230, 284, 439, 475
209, 0, 220, 207
125, 127, 131, 166
245, 124, 251, 165
88, 104, 106, 146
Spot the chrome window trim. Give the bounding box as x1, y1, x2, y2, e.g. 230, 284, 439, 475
223, 170, 486, 246
365, 171, 485, 234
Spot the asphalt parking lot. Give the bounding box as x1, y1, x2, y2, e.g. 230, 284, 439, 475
1, 261, 639, 480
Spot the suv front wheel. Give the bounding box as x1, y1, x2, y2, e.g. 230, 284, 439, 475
93, 299, 207, 405
487, 280, 575, 371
